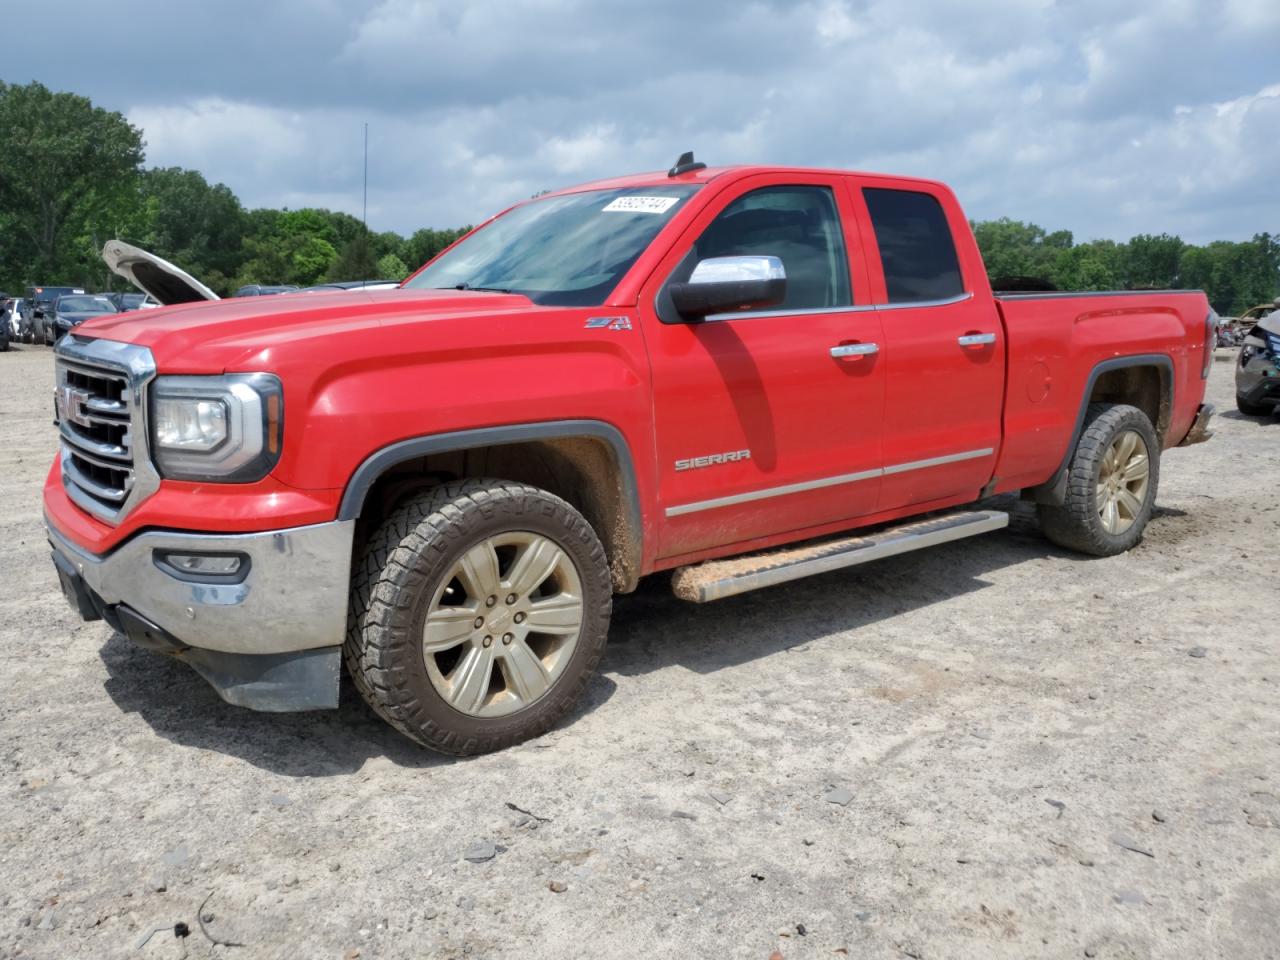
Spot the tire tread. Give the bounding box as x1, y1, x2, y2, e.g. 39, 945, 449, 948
344, 479, 611, 755
1037, 403, 1160, 557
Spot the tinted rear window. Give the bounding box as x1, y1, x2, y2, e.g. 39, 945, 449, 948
863, 188, 963, 303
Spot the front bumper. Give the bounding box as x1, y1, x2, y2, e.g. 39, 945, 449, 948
47, 516, 355, 711
1237, 373, 1280, 409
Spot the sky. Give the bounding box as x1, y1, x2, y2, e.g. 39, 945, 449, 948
6, 0, 1279, 244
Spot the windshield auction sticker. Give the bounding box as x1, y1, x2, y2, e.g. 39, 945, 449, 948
602, 196, 680, 214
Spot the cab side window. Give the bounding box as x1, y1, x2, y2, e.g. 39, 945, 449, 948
693, 186, 852, 310
863, 187, 964, 303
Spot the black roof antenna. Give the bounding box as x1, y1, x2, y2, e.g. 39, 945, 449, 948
668, 151, 707, 177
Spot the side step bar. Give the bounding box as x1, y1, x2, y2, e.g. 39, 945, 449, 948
671, 509, 1009, 603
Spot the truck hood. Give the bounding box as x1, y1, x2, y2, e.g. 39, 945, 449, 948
102, 240, 221, 304
74, 287, 538, 372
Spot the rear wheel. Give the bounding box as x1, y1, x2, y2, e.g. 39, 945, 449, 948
344, 479, 612, 755
1037, 403, 1160, 557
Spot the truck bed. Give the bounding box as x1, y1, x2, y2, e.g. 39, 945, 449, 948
991, 289, 1212, 495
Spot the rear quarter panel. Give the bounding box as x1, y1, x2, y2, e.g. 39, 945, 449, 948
993, 291, 1210, 492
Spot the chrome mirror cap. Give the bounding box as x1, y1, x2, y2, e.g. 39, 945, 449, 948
688, 255, 786, 285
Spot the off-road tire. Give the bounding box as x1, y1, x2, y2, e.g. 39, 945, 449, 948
1037, 403, 1160, 557
1235, 393, 1272, 417
344, 479, 612, 755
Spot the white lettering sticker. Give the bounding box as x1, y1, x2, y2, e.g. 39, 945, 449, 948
602, 195, 679, 214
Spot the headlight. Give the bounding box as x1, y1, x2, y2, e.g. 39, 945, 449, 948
150, 374, 283, 482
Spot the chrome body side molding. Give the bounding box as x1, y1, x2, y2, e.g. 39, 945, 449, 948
665, 447, 994, 518
701, 291, 974, 323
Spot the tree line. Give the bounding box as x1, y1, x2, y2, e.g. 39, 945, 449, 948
973, 219, 1280, 316
2, 81, 1277, 314
0, 81, 468, 296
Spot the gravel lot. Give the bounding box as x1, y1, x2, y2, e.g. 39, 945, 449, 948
2, 342, 1278, 960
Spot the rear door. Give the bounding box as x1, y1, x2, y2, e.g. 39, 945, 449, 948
639, 174, 886, 560
849, 179, 1004, 511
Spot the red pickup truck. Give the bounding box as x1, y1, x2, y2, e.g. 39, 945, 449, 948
46, 155, 1216, 754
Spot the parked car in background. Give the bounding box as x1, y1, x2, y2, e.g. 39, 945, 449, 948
101, 241, 220, 305
298, 280, 401, 293
233, 284, 299, 297
106, 292, 160, 313
4, 298, 33, 343
27, 286, 86, 344
49, 294, 118, 340
1, 297, 16, 340
16, 299, 35, 343
0, 299, 9, 352
1236, 313, 1280, 416
102, 240, 401, 305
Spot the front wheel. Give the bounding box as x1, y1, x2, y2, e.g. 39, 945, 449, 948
344, 479, 612, 755
1037, 403, 1160, 557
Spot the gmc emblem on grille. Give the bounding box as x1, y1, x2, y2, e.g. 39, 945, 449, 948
56, 385, 93, 428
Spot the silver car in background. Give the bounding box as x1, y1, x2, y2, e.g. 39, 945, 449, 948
1236, 310, 1280, 416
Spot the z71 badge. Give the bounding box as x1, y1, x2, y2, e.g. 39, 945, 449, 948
674, 449, 751, 471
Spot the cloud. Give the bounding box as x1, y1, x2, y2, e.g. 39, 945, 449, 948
6, 0, 1279, 242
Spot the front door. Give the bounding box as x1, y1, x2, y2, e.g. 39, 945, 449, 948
639, 177, 886, 560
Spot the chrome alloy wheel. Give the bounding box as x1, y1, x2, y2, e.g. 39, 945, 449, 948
1096, 429, 1150, 536
422, 532, 584, 718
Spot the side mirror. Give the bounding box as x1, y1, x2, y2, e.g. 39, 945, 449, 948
668, 256, 786, 319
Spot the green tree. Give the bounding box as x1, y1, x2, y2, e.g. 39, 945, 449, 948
326, 234, 376, 282
1180, 237, 1280, 315
233, 207, 345, 288
375, 253, 410, 281
138, 167, 247, 292
971, 218, 1072, 282
403, 226, 470, 272
0, 80, 145, 289
1052, 240, 1120, 291
1120, 233, 1185, 289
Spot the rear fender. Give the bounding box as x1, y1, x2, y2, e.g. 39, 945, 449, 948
1030, 354, 1172, 506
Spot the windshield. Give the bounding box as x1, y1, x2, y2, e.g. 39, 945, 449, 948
58, 296, 117, 314
404, 185, 700, 306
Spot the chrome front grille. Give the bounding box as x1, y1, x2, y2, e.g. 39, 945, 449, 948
54, 338, 159, 523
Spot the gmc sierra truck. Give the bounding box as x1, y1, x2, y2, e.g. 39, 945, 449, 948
46, 154, 1216, 755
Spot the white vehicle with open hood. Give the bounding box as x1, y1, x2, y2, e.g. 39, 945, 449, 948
101, 241, 401, 306
101, 241, 222, 305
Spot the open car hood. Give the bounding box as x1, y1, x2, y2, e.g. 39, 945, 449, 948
101, 240, 220, 305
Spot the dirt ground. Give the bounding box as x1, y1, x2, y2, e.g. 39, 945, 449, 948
1, 342, 1278, 960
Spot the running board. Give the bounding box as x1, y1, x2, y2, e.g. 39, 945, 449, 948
671, 509, 1009, 603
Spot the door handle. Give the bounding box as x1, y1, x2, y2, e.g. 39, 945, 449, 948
957, 333, 997, 347
831, 342, 879, 359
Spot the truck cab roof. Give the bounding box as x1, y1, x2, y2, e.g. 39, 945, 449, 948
542, 164, 951, 198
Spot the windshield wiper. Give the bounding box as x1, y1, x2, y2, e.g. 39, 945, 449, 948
437, 283, 513, 294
